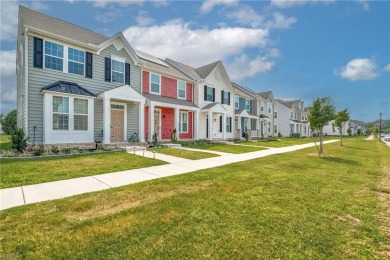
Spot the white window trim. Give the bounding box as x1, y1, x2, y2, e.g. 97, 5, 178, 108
52, 96, 69, 131
111, 59, 125, 84
226, 117, 231, 132
260, 101, 264, 112
274, 124, 278, 134
43, 92, 94, 144
179, 111, 188, 133
68, 47, 85, 76
234, 96, 239, 109
222, 90, 229, 105
267, 102, 272, 114
206, 86, 214, 102
274, 111, 278, 119
43, 39, 86, 77
150, 73, 161, 95
177, 80, 186, 100
111, 101, 127, 141
74, 98, 89, 131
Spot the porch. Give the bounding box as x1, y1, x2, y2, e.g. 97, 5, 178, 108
234, 109, 260, 139
200, 103, 232, 140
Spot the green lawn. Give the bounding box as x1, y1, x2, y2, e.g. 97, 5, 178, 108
242, 136, 338, 147
153, 147, 219, 160
0, 135, 12, 150
182, 142, 267, 153
1, 138, 388, 258
0, 151, 166, 188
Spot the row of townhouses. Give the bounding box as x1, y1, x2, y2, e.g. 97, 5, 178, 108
15, 7, 362, 146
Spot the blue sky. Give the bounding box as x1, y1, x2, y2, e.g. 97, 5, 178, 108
1, 0, 389, 122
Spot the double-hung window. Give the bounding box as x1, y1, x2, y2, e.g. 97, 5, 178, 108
274, 112, 278, 118
151, 73, 161, 94
235, 96, 239, 109
178, 80, 186, 99
74, 98, 88, 130
68, 47, 85, 76
226, 117, 231, 132
274, 125, 278, 134
251, 119, 257, 130
245, 100, 250, 111
112, 59, 125, 83
268, 122, 271, 133
291, 112, 294, 118
179, 112, 188, 133
260, 101, 265, 112
206, 86, 214, 101
45, 41, 64, 71
222, 91, 229, 105
52, 96, 69, 130
267, 102, 272, 113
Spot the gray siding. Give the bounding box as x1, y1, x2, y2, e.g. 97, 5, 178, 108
27, 36, 142, 143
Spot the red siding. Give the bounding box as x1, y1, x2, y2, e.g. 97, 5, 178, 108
142, 71, 149, 94
186, 83, 193, 102
179, 111, 193, 139
161, 76, 177, 98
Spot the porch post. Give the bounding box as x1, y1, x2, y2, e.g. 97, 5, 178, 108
194, 110, 199, 140
103, 97, 111, 144
237, 116, 241, 138
222, 113, 226, 140
174, 108, 180, 141
139, 102, 145, 142
257, 118, 260, 138
148, 104, 154, 142
208, 110, 213, 140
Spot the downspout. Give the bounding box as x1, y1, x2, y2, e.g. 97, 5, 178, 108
24, 27, 29, 134
272, 103, 275, 136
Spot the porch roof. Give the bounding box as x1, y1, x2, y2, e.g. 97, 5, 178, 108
97, 84, 145, 103
201, 102, 227, 114
290, 119, 302, 123
235, 109, 257, 118
259, 114, 269, 118
41, 81, 96, 97
144, 93, 198, 108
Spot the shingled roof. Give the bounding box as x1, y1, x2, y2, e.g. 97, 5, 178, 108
143, 93, 198, 108
195, 61, 221, 79
258, 91, 272, 100
20, 6, 108, 45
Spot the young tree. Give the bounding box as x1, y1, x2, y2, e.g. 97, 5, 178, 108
1, 109, 17, 135
357, 128, 361, 136
308, 97, 336, 156
347, 128, 352, 136
334, 109, 350, 146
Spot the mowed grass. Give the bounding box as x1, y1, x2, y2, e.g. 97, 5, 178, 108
243, 136, 338, 147
1, 138, 388, 258
0, 135, 12, 150
183, 142, 267, 153
0, 151, 166, 188
153, 147, 219, 160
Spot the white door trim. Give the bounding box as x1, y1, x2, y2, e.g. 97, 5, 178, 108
154, 108, 162, 140
111, 101, 127, 142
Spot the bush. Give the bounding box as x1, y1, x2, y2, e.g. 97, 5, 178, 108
11, 127, 29, 152
245, 132, 249, 141
51, 146, 60, 154
33, 145, 45, 156
278, 132, 282, 138
152, 132, 159, 146
63, 148, 72, 154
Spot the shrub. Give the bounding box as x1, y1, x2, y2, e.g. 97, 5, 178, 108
51, 146, 60, 154
152, 132, 159, 146
33, 145, 45, 156
278, 132, 282, 138
245, 132, 249, 141
63, 148, 72, 154
11, 127, 29, 153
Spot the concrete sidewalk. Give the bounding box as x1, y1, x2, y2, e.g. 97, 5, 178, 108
0, 140, 338, 210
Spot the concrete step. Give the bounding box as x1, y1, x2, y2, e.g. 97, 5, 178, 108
125, 146, 147, 152
160, 143, 182, 148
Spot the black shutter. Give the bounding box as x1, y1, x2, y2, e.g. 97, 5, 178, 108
85, 52, 93, 78
125, 63, 130, 85
105, 57, 111, 82
219, 116, 222, 132
212, 88, 215, 102
221, 90, 224, 104
229, 117, 232, 132
33, 37, 43, 68
228, 92, 231, 105
204, 85, 207, 101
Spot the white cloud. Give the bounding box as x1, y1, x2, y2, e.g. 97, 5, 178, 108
384, 64, 390, 72
226, 5, 264, 27
0, 50, 16, 77
200, 0, 238, 14
30, 1, 49, 11
123, 19, 269, 67
0, 0, 19, 41
335, 58, 379, 81
271, 0, 335, 8
135, 11, 155, 26
266, 12, 297, 29
227, 54, 274, 81
357, 0, 370, 11
88, 0, 144, 8
95, 8, 122, 23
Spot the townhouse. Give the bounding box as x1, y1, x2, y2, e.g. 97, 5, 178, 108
322, 119, 366, 136
274, 99, 309, 137
257, 91, 276, 138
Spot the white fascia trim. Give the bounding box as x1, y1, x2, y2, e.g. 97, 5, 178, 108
144, 67, 196, 84
41, 90, 96, 99
111, 55, 126, 63
98, 93, 145, 103
97, 32, 140, 64
148, 101, 200, 112
24, 27, 29, 132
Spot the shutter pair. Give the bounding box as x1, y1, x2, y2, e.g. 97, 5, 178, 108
220, 90, 231, 105
34, 37, 93, 79
204, 85, 215, 102
105, 58, 130, 84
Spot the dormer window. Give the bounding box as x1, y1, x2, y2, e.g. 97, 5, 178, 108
150, 73, 161, 94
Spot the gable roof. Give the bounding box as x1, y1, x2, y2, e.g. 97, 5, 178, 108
165, 59, 201, 80
41, 81, 96, 97
195, 61, 221, 79
276, 99, 294, 109
20, 5, 108, 46
97, 32, 139, 63
258, 91, 272, 100
232, 82, 256, 99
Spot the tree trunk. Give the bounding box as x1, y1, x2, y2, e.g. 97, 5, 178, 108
319, 127, 323, 156
340, 124, 343, 146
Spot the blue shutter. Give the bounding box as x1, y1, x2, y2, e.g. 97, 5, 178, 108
85, 52, 93, 78
33, 37, 43, 68
125, 63, 130, 85
204, 85, 207, 101
105, 57, 111, 82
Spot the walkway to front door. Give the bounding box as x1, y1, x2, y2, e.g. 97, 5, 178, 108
111, 109, 124, 141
